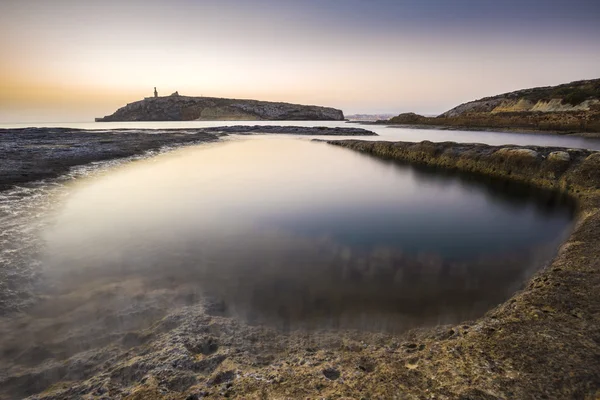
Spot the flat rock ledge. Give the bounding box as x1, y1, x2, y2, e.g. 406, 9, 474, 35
201, 125, 377, 136
318, 139, 600, 399
0, 128, 221, 192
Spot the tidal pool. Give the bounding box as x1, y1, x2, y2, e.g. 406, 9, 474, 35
39, 138, 573, 332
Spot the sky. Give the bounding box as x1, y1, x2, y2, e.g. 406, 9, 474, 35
1, 0, 599, 122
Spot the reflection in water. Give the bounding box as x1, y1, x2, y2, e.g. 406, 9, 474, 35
36, 139, 572, 332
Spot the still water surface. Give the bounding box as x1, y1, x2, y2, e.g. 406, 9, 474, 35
40, 138, 573, 331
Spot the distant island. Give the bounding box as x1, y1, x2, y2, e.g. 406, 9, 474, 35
96, 91, 344, 121
383, 79, 600, 135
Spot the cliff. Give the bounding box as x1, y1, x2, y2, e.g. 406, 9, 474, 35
95, 94, 344, 122
387, 79, 600, 134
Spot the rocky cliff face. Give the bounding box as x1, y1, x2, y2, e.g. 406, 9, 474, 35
96, 95, 344, 122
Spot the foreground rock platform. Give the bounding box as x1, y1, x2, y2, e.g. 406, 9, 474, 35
0, 128, 220, 192
0, 139, 598, 399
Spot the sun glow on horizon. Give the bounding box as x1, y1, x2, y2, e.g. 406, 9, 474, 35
1, 0, 599, 122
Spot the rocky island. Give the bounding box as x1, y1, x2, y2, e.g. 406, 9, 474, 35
95, 92, 344, 122
384, 79, 600, 135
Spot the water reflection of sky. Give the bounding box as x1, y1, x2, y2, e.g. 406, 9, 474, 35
39, 138, 574, 330
48, 138, 572, 260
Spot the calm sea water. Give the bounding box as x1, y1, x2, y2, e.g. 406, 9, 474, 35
37, 138, 573, 331
1, 120, 600, 150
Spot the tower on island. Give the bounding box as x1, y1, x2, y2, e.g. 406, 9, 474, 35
154, 87, 158, 98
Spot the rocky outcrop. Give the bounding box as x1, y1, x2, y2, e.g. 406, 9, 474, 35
0, 128, 221, 193
382, 112, 430, 124
95, 96, 345, 122
441, 79, 600, 117
386, 79, 600, 134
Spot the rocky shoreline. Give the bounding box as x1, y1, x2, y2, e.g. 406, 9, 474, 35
0, 128, 220, 192
317, 139, 600, 398
378, 79, 600, 137
0, 137, 598, 399
0, 126, 375, 191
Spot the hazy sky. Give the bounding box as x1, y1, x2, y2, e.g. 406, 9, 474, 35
1, 0, 599, 122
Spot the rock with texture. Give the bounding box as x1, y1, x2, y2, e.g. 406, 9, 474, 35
441, 79, 600, 117
495, 147, 539, 159
548, 151, 571, 162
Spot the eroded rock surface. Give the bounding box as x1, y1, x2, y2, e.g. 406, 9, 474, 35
0, 128, 220, 192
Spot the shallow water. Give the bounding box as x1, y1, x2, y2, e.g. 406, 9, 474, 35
32, 138, 573, 332
2, 120, 600, 150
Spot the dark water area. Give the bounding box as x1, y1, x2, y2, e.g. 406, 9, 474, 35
32, 138, 573, 333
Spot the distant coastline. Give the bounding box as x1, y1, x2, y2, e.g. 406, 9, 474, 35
379, 79, 600, 137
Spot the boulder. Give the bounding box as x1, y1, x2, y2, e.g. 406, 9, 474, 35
547, 151, 570, 162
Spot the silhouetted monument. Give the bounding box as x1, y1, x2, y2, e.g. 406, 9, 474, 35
154, 87, 158, 98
